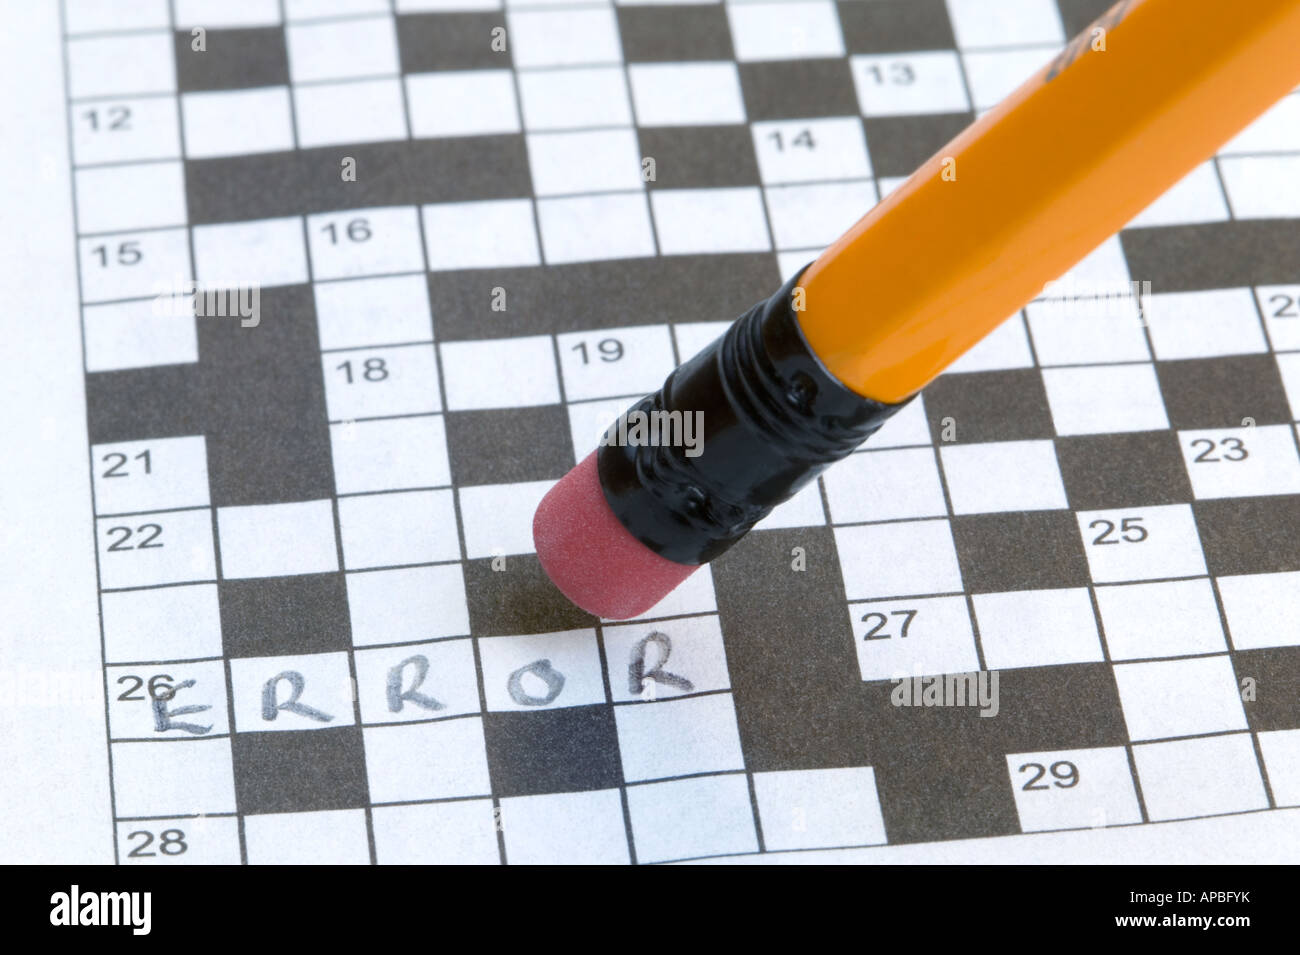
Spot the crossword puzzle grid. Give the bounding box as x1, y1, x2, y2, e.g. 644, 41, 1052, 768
64, 0, 1300, 864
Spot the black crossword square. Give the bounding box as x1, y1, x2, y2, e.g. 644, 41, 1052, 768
923, 369, 1056, 444
837, 0, 957, 53
464, 555, 596, 637
639, 125, 760, 190
1155, 355, 1294, 429
864, 113, 973, 178
483, 706, 623, 798
988, 663, 1128, 751
1236, 646, 1300, 733
1057, 0, 1128, 37
232, 727, 370, 814
1055, 430, 1193, 510
396, 12, 510, 72
219, 574, 351, 658
444, 406, 574, 486
85, 365, 205, 446
173, 28, 289, 92
1195, 496, 1300, 576
617, 4, 734, 62
952, 510, 1090, 593
739, 60, 860, 121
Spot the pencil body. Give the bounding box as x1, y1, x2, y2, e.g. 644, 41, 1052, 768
800, 0, 1300, 403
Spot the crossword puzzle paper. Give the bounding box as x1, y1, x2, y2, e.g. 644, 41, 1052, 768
4, 0, 1300, 864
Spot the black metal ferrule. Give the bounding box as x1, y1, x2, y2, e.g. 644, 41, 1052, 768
597, 267, 911, 566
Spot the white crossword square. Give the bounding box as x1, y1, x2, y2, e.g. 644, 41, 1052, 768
173, 0, 281, 28
961, 47, 1058, 110
946, 0, 1064, 48
108, 659, 228, 740
193, 217, 308, 289
478, 630, 604, 711
1280, 354, 1300, 419
285, 0, 390, 18
835, 519, 963, 601
1128, 162, 1229, 228
216, 501, 338, 579
518, 66, 631, 130
111, 738, 235, 816
75, 162, 186, 234
97, 508, 216, 589
626, 774, 757, 863
1258, 730, 1300, 808
1093, 578, 1226, 660
294, 78, 408, 147
1219, 155, 1300, 219
1217, 571, 1300, 650
405, 70, 519, 138
458, 480, 553, 558
354, 638, 480, 723
868, 395, 932, 449
84, 297, 198, 373
1078, 504, 1207, 583
337, 488, 460, 568
307, 207, 425, 280
671, 321, 729, 364
331, 415, 451, 494
940, 440, 1067, 515
79, 229, 191, 304
244, 810, 370, 865
754, 767, 887, 851
651, 188, 771, 256
500, 789, 630, 865
182, 87, 295, 159
850, 594, 979, 682
615, 693, 745, 782
973, 588, 1103, 670
65, 0, 169, 34
1179, 425, 1300, 499
314, 274, 433, 350
72, 95, 181, 166
822, 447, 946, 523
1007, 746, 1142, 833
346, 564, 470, 646
423, 199, 541, 270
567, 398, 634, 456
528, 128, 643, 196
603, 614, 730, 702
1053, 236, 1132, 295
850, 52, 970, 117
507, 8, 623, 69
117, 817, 241, 865
751, 117, 871, 184
67, 33, 175, 98
1043, 365, 1170, 436
727, 1, 844, 61
536, 193, 657, 265
363, 717, 491, 801
286, 16, 399, 83
372, 800, 499, 865
439, 337, 559, 410
627, 62, 746, 126
1132, 734, 1268, 822
1144, 289, 1268, 361
1257, 285, 1300, 352
764, 180, 877, 249
323, 344, 441, 421
556, 324, 676, 401
102, 583, 223, 663
1025, 297, 1149, 366
1223, 94, 1300, 154
230, 651, 355, 732
1114, 656, 1247, 742
946, 314, 1035, 373
92, 435, 209, 515
778, 248, 824, 282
